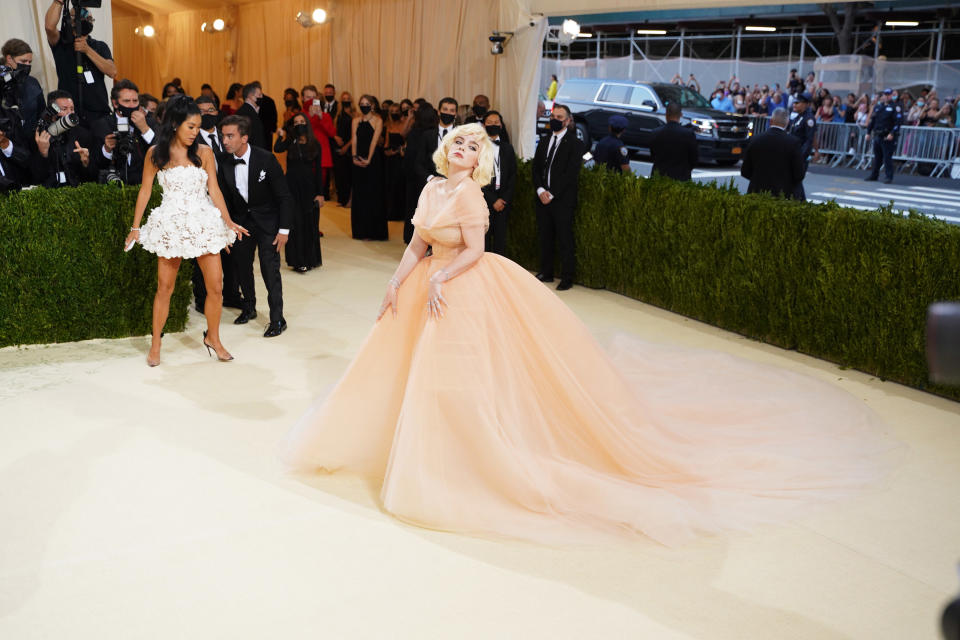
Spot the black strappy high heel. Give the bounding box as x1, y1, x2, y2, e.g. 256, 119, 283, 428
203, 330, 234, 362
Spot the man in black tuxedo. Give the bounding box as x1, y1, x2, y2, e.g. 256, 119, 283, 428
191, 95, 244, 312
0, 123, 31, 192
90, 79, 159, 185
650, 102, 698, 181
740, 107, 806, 200
236, 83, 268, 150
480, 110, 516, 255
531, 104, 584, 291
218, 115, 296, 337
250, 81, 278, 149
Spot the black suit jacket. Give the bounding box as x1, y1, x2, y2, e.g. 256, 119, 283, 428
90, 112, 159, 184
740, 127, 806, 200
532, 130, 584, 206
197, 129, 226, 161
217, 145, 295, 234
0, 139, 31, 190
412, 127, 444, 187
258, 94, 278, 141
482, 139, 517, 207
650, 121, 698, 181
236, 103, 268, 150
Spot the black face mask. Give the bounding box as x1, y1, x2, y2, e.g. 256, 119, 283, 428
201, 114, 218, 130
80, 18, 94, 36
284, 99, 297, 108
484, 125, 501, 137
473, 105, 487, 117
115, 104, 136, 118
439, 112, 455, 126
341, 101, 352, 109
255, 96, 263, 107
402, 108, 410, 115
390, 113, 402, 121
549, 118, 565, 132
294, 123, 308, 137
359, 105, 371, 115
324, 95, 335, 103
15, 63, 31, 79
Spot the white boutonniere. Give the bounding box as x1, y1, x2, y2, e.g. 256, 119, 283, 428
258, 170, 266, 182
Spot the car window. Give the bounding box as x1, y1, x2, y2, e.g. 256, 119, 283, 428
556, 81, 601, 103
629, 85, 658, 108
653, 85, 712, 109
597, 84, 633, 105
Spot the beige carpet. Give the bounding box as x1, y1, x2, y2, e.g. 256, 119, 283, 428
1, 204, 958, 639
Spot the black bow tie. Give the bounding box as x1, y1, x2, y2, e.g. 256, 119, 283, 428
492, 139, 500, 145
231, 157, 246, 165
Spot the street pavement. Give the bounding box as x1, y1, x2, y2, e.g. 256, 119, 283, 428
627, 159, 960, 224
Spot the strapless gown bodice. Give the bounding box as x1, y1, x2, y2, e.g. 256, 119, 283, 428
139, 165, 236, 259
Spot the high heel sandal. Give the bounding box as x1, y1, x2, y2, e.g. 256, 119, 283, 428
146, 332, 164, 367
203, 330, 234, 362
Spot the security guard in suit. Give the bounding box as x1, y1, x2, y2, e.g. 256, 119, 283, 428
865, 88, 902, 184
593, 115, 631, 173
787, 92, 816, 199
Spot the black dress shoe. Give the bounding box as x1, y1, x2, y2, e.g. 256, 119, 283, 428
882, 177, 893, 184
864, 175, 878, 182
264, 318, 287, 338
222, 298, 245, 310
556, 279, 573, 291
234, 309, 257, 325
536, 273, 554, 283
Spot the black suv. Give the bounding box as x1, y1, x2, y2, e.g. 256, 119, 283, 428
540, 78, 752, 166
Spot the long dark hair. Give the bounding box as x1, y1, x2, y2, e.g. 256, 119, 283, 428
414, 104, 438, 131
151, 94, 203, 170
283, 112, 319, 161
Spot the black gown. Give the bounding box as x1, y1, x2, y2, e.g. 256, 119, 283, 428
275, 137, 323, 269
351, 120, 388, 240
384, 131, 407, 221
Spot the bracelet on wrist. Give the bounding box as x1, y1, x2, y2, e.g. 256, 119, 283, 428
388, 278, 401, 289
130, 227, 140, 231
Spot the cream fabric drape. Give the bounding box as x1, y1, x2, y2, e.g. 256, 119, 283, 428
113, 0, 331, 109
112, 0, 546, 150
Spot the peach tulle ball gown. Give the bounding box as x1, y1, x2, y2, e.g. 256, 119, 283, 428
281, 178, 895, 546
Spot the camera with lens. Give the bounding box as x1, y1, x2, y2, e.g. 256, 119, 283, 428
36, 102, 79, 139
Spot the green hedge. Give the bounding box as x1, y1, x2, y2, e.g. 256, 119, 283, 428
0, 183, 192, 348
508, 161, 960, 400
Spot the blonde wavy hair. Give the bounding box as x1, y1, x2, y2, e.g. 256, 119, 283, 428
431, 123, 495, 187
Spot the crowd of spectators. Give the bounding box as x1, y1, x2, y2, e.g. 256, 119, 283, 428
670, 69, 960, 131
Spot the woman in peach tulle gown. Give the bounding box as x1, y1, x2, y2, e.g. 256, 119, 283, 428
281, 123, 894, 546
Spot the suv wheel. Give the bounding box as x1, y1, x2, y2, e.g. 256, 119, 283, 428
575, 122, 591, 148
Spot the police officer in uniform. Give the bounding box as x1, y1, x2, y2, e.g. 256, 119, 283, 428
593, 115, 631, 173
865, 88, 902, 184
787, 92, 816, 199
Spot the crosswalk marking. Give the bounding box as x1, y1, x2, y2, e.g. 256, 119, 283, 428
907, 186, 960, 197
808, 198, 960, 222
843, 189, 960, 207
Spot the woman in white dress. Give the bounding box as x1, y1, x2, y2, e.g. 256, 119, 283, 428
124, 96, 248, 366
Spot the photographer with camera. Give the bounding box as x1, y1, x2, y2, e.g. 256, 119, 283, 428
91, 79, 158, 185
45, 0, 116, 129
1, 39, 46, 146
29, 89, 96, 188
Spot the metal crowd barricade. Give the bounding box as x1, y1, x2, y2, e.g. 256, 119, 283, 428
812, 122, 864, 168
893, 126, 960, 178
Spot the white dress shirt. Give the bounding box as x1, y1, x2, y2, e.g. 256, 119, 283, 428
0, 140, 12, 177
537, 126, 567, 195
491, 138, 501, 190
199, 129, 221, 169
233, 144, 288, 235
438, 124, 450, 146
